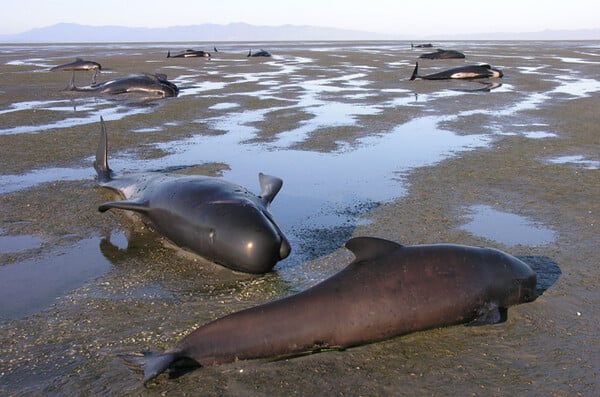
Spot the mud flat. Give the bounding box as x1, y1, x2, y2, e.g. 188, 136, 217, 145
0, 41, 598, 396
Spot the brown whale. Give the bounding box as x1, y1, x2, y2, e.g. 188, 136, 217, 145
125, 237, 537, 383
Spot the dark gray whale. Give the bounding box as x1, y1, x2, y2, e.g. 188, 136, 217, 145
411, 43, 433, 48
125, 236, 537, 383
419, 49, 466, 59
66, 73, 179, 97
167, 49, 211, 58
247, 49, 272, 57
410, 62, 503, 80
50, 58, 102, 83
94, 118, 290, 273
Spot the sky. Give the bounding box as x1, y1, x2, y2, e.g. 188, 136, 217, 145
2, 0, 599, 37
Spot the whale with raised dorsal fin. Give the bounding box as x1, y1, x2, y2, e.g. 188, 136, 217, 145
410, 62, 503, 80
122, 236, 537, 383
93, 117, 290, 273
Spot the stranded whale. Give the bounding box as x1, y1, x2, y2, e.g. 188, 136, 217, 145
167, 49, 211, 58
247, 49, 272, 57
50, 58, 102, 83
124, 236, 537, 383
419, 49, 466, 59
410, 62, 503, 80
93, 118, 290, 273
66, 73, 179, 97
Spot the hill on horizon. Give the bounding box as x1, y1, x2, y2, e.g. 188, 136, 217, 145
1, 22, 599, 43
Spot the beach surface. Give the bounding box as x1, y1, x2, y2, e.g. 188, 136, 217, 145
0, 41, 598, 396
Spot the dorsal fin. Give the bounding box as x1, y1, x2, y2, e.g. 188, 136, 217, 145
93, 117, 113, 183
345, 237, 403, 262
409, 62, 419, 81
258, 173, 283, 204
98, 200, 150, 213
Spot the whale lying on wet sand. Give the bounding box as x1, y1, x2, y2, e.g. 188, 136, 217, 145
411, 43, 433, 48
167, 49, 211, 58
410, 62, 503, 80
94, 118, 290, 273
50, 58, 102, 83
247, 49, 272, 57
67, 73, 179, 97
123, 236, 537, 383
419, 49, 465, 59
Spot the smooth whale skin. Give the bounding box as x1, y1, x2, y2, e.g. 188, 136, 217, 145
93, 118, 290, 273
419, 49, 466, 59
68, 73, 179, 97
128, 236, 537, 383
410, 62, 503, 80
167, 49, 211, 58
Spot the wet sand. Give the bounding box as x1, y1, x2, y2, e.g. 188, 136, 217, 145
0, 41, 598, 396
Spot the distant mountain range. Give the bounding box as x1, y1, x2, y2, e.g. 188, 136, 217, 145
1, 23, 598, 43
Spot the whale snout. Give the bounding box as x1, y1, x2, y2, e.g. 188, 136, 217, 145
204, 204, 290, 273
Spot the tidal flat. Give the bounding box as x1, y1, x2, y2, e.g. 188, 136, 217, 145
0, 41, 598, 396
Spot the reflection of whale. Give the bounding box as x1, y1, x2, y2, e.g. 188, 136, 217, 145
453, 81, 504, 92
66, 73, 179, 98
247, 49, 272, 57
410, 62, 503, 80
124, 236, 538, 383
93, 118, 290, 273
167, 49, 211, 58
50, 58, 102, 83
419, 49, 465, 59
517, 255, 561, 296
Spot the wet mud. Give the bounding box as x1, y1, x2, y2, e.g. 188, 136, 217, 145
0, 41, 598, 396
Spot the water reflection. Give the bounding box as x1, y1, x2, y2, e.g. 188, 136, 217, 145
460, 205, 556, 246
548, 155, 600, 169
0, 98, 159, 135
0, 237, 112, 320
0, 233, 44, 254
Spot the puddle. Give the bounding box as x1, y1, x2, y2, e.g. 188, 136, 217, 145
0, 236, 114, 320
176, 79, 229, 96
143, 115, 489, 264
274, 101, 383, 147
0, 99, 158, 135
460, 205, 556, 246
0, 233, 44, 254
209, 102, 240, 110
550, 77, 600, 97
548, 155, 600, 169
559, 57, 600, 65
0, 167, 92, 194
523, 131, 557, 139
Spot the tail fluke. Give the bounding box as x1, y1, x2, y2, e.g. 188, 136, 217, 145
120, 352, 179, 384
409, 62, 419, 81
93, 117, 113, 183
